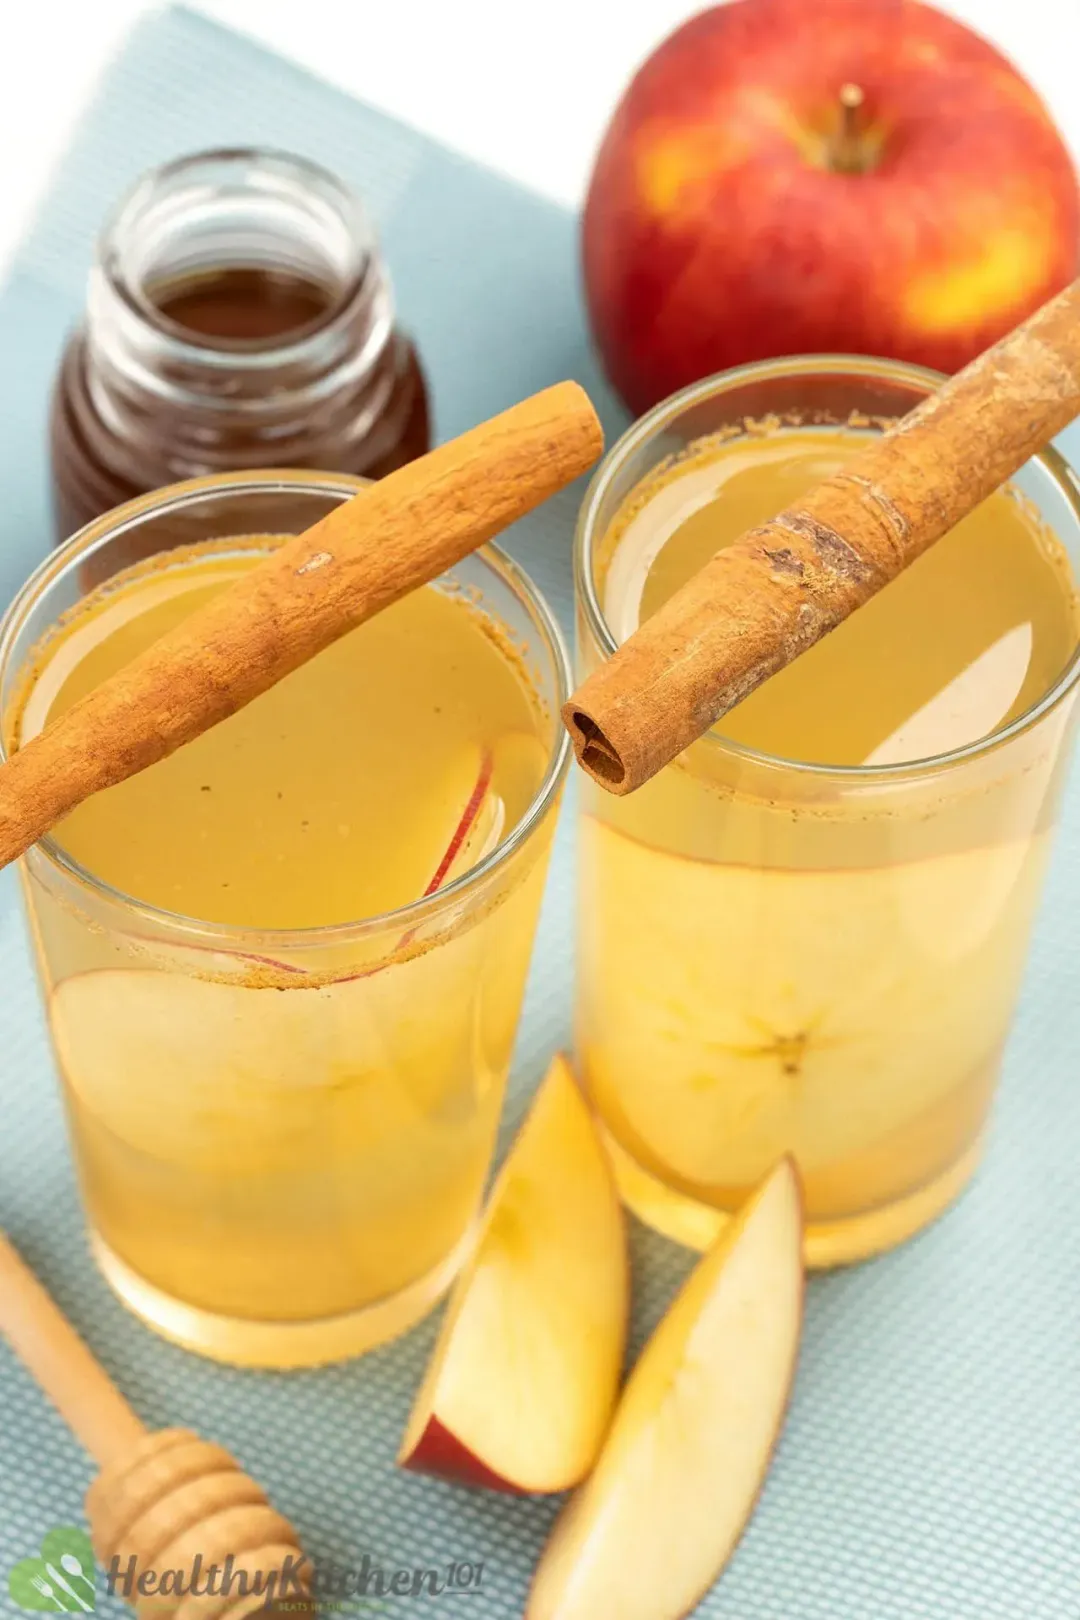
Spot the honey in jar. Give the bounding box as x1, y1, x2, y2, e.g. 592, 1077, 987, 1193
50, 149, 430, 541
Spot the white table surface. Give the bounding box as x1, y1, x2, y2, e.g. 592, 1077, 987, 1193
2, 0, 1078, 283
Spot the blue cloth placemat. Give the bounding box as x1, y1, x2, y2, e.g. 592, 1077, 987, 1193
1, 9, 1078, 1617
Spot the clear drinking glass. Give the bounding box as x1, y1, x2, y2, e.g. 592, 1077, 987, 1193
0, 472, 569, 1364
574, 357, 1080, 1266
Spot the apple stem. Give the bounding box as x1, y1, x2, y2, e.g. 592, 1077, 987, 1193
830, 83, 871, 175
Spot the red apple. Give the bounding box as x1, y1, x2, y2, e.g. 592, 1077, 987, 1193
583, 0, 1080, 415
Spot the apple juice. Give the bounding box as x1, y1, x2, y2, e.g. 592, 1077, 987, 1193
7, 535, 560, 1364
577, 423, 1080, 1265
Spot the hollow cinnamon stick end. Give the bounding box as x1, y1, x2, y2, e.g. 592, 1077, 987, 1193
563, 697, 645, 796
563, 629, 720, 794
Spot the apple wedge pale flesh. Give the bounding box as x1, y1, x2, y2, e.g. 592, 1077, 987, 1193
528, 1158, 803, 1620
398, 1054, 628, 1493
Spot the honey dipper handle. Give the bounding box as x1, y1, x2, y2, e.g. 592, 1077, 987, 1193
0, 1233, 147, 1467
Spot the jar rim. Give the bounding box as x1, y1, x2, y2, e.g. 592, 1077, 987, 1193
95, 147, 380, 377
0, 470, 573, 951
575, 353, 1080, 786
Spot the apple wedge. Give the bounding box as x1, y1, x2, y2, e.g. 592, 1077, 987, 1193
527, 1158, 804, 1620
398, 1054, 628, 1492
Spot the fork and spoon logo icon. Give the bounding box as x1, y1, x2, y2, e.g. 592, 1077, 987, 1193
7, 1527, 96, 1613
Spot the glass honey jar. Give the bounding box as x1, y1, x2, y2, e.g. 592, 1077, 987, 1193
50, 148, 430, 541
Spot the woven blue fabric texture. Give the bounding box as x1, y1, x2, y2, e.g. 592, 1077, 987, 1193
0, 9, 1078, 1616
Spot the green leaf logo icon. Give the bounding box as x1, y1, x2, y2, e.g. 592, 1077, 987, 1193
8, 1527, 96, 1612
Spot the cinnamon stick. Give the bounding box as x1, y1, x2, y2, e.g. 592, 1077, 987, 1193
0, 382, 602, 869
565, 278, 1080, 795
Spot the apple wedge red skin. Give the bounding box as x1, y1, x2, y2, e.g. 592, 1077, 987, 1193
403, 1414, 530, 1495
398, 1056, 629, 1496
584, 0, 1080, 415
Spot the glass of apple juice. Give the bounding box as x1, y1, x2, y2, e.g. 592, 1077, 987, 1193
574, 356, 1080, 1266
0, 470, 570, 1365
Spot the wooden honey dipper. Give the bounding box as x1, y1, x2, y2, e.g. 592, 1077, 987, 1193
0, 1233, 312, 1618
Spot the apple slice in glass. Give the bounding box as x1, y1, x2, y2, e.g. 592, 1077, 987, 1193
398, 1054, 629, 1493
49, 968, 364, 1171
334, 737, 506, 969
527, 1158, 804, 1620
421, 743, 504, 897
385, 740, 504, 961
130, 741, 505, 983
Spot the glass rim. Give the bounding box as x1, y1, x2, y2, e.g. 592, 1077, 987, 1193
0, 469, 573, 949
100, 147, 374, 371
575, 353, 1080, 785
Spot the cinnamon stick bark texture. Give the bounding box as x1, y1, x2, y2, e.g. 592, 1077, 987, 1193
565, 278, 1080, 795
0, 382, 602, 870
